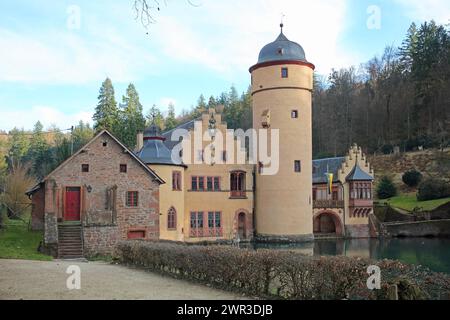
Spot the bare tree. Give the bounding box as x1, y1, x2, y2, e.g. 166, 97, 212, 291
134, 0, 201, 29
0, 163, 35, 223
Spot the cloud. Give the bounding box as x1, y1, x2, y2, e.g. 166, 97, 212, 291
160, 97, 177, 107
0, 106, 93, 131
394, 0, 450, 24
0, 27, 156, 85
151, 0, 354, 76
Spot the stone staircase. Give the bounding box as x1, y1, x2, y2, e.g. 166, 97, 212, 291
58, 223, 84, 259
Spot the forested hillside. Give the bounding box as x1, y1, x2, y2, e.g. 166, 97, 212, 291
0, 20, 448, 184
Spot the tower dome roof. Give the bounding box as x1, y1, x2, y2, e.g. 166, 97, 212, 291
137, 124, 183, 166
257, 26, 307, 64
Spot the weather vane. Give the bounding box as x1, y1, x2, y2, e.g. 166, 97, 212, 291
280, 13, 286, 31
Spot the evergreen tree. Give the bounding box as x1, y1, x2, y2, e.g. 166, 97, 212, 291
29, 121, 52, 179
376, 176, 397, 200
165, 103, 178, 131
146, 105, 165, 130
207, 96, 217, 110
72, 121, 94, 151
93, 78, 119, 133
119, 84, 146, 148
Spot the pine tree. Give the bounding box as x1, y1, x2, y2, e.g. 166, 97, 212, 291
146, 105, 165, 130
165, 103, 178, 131
72, 121, 94, 151
119, 84, 146, 148
93, 78, 119, 133
29, 121, 52, 179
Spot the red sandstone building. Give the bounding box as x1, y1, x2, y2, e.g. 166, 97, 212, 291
27, 130, 163, 258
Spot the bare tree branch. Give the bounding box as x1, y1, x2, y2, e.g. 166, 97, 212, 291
134, 0, 202, 30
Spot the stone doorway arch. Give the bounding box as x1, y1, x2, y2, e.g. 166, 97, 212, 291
313, 211, 344, 236
234, 209, 253, 240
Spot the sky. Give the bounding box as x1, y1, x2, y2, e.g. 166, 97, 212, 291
0, 0, 449, 131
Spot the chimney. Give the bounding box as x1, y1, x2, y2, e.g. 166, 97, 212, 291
135, 131, 144, 152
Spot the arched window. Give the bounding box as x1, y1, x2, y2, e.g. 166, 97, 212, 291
230, 171, 246, 198
168, 207, 177, 230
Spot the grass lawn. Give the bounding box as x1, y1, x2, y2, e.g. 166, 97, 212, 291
0, 215, 52, 261
383, 193, 450, 212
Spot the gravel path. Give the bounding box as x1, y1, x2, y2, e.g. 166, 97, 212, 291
0, 259, 243, 300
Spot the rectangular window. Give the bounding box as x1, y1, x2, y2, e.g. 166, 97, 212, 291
191, 176, 220, 191
173, 171, 182, 191
291, 110, 298, 118
207, 177, 213, 191
120, 164, 127, 173
208, 212, 215, 229
214, 177, 220, 191
126, 191, 139, 207
215, 212, 221, 228
207, 211, 222, 237
82, 164, 89, 173
222, 151, 227, 162
198, 177, 205, 191
197, 211, 204, 228
294, 160, 302, 173
127, 230, 145, 239
332, 190, 339, 201
191, 177, 198, 191
190, 212, 197, 229
281, 67, 288, 78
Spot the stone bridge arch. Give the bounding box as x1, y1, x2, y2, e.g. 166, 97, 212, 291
313, 210, 344, 237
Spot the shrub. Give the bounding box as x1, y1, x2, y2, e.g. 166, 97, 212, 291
115, 241, 450, 300
381, 144, 394, 155
402, 169, 423, 187
377, 176, 397, 199
417, 178, 450, 201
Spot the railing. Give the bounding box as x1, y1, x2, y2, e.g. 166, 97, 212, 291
313, 200, 345, 209
190, 227, 223, 238
230, 190, 246, 198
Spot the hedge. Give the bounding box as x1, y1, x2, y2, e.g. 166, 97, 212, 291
115, 241, 450, 300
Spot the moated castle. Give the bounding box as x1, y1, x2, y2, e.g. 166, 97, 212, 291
27, 26, 375, 258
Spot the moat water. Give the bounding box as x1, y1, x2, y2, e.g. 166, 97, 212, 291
242, 238, 450, 274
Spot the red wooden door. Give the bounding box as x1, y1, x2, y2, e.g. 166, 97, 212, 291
65, 187, 81, 221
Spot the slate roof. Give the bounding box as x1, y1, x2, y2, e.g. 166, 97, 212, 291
312, 157, 345, 184
257, 31, 307, 64
162, 118, 199, 151
346, 164, 374, 181
136, 124, 186, 167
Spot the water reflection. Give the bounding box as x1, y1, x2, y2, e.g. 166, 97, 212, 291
243, 238, 450, 274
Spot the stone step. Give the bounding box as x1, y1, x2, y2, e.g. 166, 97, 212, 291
59, 244, 82, 249
59, 236, 82, 240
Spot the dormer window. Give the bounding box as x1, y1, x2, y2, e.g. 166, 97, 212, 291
281, 67, 288, 78
277, 48, 284, 55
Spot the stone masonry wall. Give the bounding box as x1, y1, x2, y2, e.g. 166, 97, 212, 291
345, 224, 370, 238
44, 132, 161, 256
83, 226, 120, 257
31, 188, 45, 231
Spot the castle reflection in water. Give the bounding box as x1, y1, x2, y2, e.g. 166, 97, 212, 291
242, 238, 450, 274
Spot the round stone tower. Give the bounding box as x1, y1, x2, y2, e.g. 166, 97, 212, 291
250, 24, 315, 241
